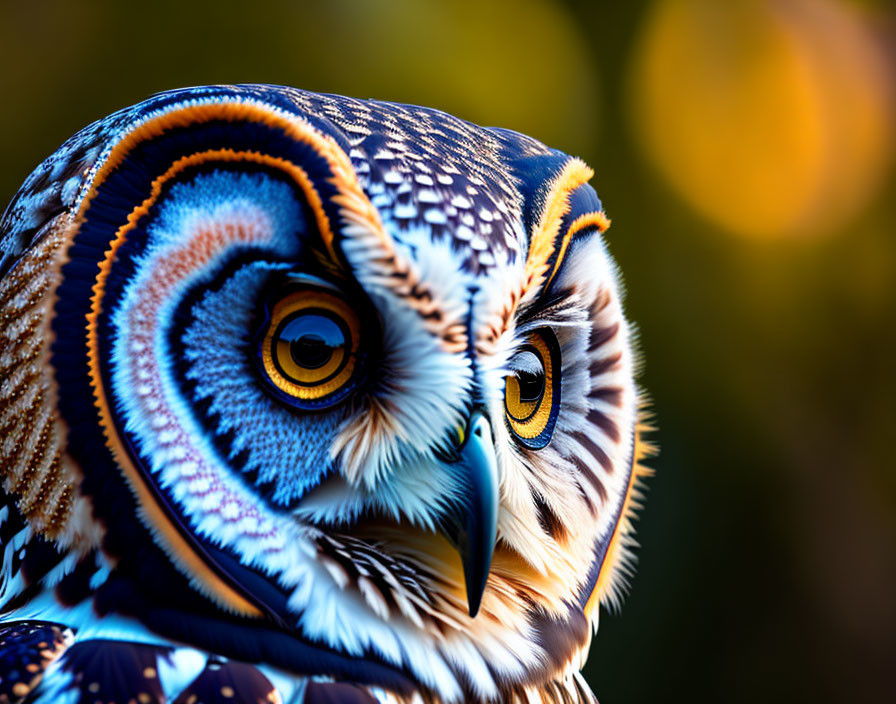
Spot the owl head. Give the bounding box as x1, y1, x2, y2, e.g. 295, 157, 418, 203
0, 85, 652, 703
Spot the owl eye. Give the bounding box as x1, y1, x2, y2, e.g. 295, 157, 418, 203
504, 329, 561, 448
255, 281, 363, 409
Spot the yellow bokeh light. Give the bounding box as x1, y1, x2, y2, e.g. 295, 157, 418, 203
629, 0, 894, 239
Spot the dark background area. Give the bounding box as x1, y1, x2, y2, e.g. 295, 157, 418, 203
1, 1, 893, 701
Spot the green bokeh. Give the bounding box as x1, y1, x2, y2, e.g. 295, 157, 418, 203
1, 1, 893, 702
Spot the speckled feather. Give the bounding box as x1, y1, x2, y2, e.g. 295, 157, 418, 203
1, 85, 551, 277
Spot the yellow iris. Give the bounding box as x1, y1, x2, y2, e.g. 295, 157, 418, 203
260, 290, 360, 402
504, 331, 557, 442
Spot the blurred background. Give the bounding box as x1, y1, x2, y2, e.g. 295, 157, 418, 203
1, 0, 893, 701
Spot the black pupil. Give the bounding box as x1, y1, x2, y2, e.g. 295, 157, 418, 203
292, 334, 332, 369
517, 369, 545, 403
279, 313, 347, 369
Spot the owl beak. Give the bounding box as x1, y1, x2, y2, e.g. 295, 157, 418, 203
440, 411, 499, 618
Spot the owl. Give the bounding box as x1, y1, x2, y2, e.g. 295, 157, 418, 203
0, 85, 652, 704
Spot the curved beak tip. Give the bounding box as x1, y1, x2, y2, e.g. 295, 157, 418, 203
439, 412, 499, 618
